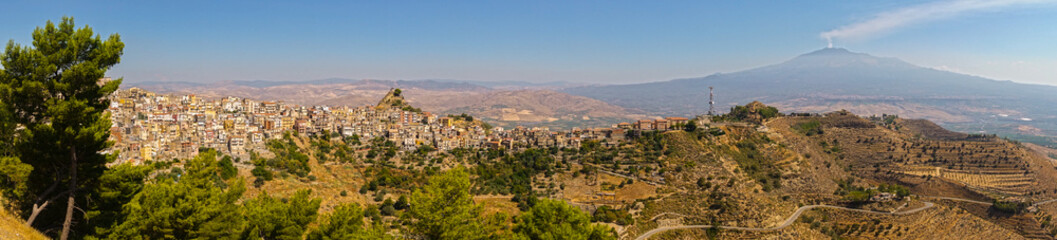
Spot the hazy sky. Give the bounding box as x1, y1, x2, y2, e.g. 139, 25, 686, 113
2, 0, 1056, 86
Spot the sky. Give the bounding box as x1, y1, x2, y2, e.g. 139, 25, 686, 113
2, 0, 1056, 86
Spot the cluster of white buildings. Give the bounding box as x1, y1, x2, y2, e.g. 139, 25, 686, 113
106, 88, 695, 164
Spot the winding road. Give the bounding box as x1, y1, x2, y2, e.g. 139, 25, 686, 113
1035, 198, 1057, 206
635, 202, 935, 240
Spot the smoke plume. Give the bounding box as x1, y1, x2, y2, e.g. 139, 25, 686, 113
821, 0, 1054, 45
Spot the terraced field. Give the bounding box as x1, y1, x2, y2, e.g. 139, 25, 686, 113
772, 113, 1057, 200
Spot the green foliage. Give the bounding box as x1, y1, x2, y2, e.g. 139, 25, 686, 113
0, 156, 31, 199
252, 165, 274, 181
992, 200, 1029, 214
580, 140, 602, 153
82, 164, 152, 239
837, 181, 911, 203
395, 195, 410, 210
511, 192, 539, 211
757, 106, 780, 119
254, 134, 311, 180
793, 120, 824, 136
514, 199, 615, 240
450, 113, 474, 122
729, 136, 782, 191
0, 17, 124, 237
110, 150, 246, 239
219, 156, 237, 180
591, 206, 633, 226
684, 119, 698, 132
0, 92, 29, 199
241, 189, 321, 240
473, 148, 556, 195
379, 197, 396, 213
306, 203, 390, 240
366, 137, 398, 162
401, 106, 422, 113
697, 177, 711, 189
345, 134, 362, 146
630, 131, 665, 160
408, 167, 506, 239
363, 166, 418, 191
844, 190, 872, 203
877, 183, 910, 198
725, 102, 781, 123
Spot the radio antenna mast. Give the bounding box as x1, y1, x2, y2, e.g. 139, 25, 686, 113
708, 86, 715, 116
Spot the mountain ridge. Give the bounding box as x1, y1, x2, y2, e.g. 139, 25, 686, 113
562, 48, 1057, 146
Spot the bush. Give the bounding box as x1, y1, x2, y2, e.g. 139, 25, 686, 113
844, 190, 871, 203
992, 200, 1028, 214
395, 195, 410, 210
252, 166, 273, 181
793, 120, 823, 136
253, 178, 266, 188
381, 205, 397, 216
219, 156, 238, 180
592, 206, 633, 226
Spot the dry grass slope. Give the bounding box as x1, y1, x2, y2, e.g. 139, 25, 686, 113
0, 208, 48, 240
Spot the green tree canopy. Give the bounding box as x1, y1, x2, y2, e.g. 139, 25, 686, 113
513, 199, 615, 240
109, 150, 246, 239
407, 167, 507, 240
82, 163, 153, 239
0, 16, 124, 239
241, 189, 321, 240
306, 203, 390, 240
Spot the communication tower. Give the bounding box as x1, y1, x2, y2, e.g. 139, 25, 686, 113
708, 86, 715, 116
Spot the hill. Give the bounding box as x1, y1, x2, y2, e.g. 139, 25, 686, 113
127, 80, 647, 130
620, 111, 1057, 239
89, 87, 1057, 239
562, 48, 1057, 147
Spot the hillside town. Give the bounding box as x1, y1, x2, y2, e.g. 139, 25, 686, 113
106, 87, 694, 164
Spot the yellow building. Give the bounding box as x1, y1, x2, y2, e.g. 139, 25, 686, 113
281, 117, 294, 130
439, 117, 453, 127
140, 146, 153, 162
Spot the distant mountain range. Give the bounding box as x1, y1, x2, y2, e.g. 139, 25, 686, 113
124, 48, 1057, 146
126, 78, 583, 91
562, 48, 1057, 146
125, 78, 648, 130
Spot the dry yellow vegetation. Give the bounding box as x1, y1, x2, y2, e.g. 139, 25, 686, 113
0, 207, 47, 240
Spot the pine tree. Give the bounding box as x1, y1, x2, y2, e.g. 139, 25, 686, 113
109, 150, 246, 239
306, 203, 390, 240
81, 164, 153, 239
241, 189, 321, 240
513, 199, 615, 240
0, 17, 123, 239
407, 167, 507, 239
